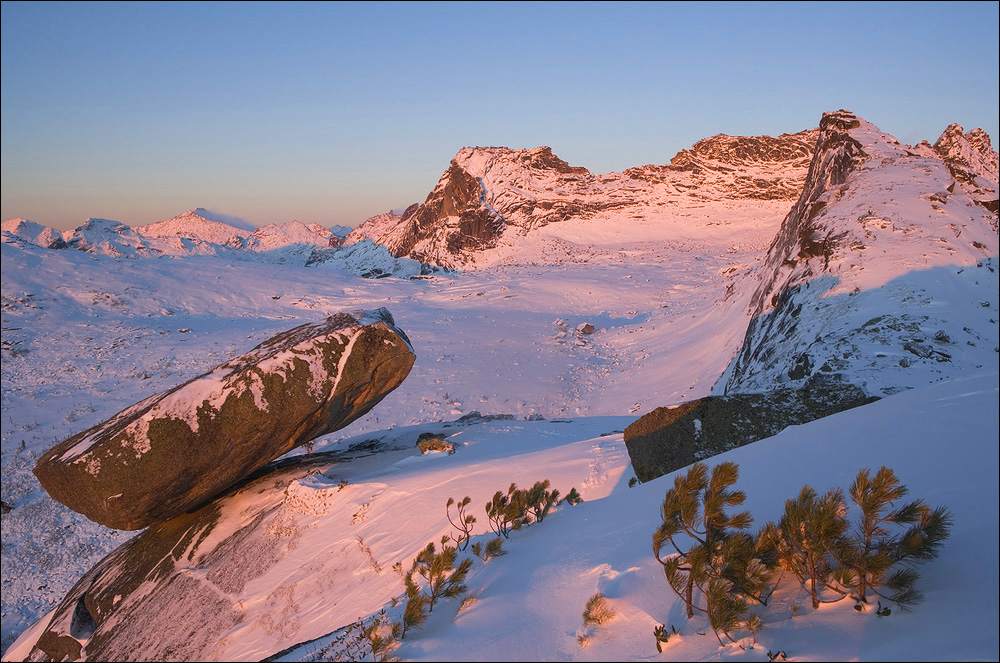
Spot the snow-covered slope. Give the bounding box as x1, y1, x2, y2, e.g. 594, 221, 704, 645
1, 110, 998, 661
716, 110, 999, 396
136, 208, 253, 246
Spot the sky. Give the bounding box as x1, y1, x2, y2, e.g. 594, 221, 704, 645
2, 1, 998, 231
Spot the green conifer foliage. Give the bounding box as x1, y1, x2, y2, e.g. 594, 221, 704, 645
562, 487, 584, 505
485, 483, 529, 538
401, 573, 429, 637
652, 462, 775, 644
525, 479, 560, 522
773, 485, 851, 608
406, 536, 473, 613
471, 537, 506, 562
839, 466, 952, 608
770, 466, 952, 612
361, 610, 403, 662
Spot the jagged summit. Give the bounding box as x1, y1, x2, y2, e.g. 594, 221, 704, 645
349, 129, 821, 268
717, 109, 999, 396
934, 124, 1000, 191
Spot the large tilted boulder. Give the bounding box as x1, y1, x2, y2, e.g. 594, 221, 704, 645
33, 309, 414, 530
624, 381, 877, 483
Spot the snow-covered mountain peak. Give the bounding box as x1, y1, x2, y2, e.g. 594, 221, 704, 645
137, 209, 254, 246
1, 219, 66, 250
718, 109, 999, 396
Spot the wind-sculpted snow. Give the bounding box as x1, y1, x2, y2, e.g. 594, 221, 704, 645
32, 309, 415, 530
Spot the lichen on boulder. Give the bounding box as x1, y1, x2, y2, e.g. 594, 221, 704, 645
33, 309, 415, 530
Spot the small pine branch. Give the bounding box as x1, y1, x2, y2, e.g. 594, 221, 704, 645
562, 486, 583, 506
582, 591, 615, 626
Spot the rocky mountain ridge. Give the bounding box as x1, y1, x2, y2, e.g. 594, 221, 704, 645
347, 130, 821, 268
715, 110, 999, 396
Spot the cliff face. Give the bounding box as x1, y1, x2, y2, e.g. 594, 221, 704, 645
348, 131, 820, 268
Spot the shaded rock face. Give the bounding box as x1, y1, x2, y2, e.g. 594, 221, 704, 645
33, 309, 415, 530
624, 382, 877, 483
31, 453, 343, 663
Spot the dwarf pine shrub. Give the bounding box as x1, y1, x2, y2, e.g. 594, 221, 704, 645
655, 462, 953, 645
769, 485, 851, 609
840, 466, 952, 608
768, 466, 952, 611
652, 462, 775, 644
446, 496, 475, 551
525, 479, 560, 522
582, 591, 615, 626
406, 536, 472, 613
485, 483, 528, 538
562, 486, 584, 505
471, 537, 505, 562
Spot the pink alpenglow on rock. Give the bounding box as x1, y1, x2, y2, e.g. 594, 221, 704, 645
33, 309, 415, 530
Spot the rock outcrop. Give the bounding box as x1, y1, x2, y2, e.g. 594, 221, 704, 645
33, 309, 415, 530
624, 381, 877, 483
31, 453, 345, 662
716, 111, 999, 396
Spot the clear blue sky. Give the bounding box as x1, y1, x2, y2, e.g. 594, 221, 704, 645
2, 1, 998, 231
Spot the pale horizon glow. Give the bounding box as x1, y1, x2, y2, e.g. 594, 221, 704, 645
2, 0, 998, 231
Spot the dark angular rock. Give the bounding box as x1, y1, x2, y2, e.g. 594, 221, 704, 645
33, 309, 414, 530
624, 383, 877, 483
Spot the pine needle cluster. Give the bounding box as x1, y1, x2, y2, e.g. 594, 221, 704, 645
578, 591, 616, 647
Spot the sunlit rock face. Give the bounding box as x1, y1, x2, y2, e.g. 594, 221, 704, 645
31, 453, 344, 662
347, 131, 819, 269
33, 309, 415, 530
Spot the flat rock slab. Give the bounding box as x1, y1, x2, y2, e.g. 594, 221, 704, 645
624, 382, 877, 483
34, 309, 414, 530
29, 452, 346, 663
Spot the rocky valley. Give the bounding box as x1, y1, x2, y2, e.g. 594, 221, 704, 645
1, 110, 997, 662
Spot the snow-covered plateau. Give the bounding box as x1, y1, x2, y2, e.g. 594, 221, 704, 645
1, 110, 997, 661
